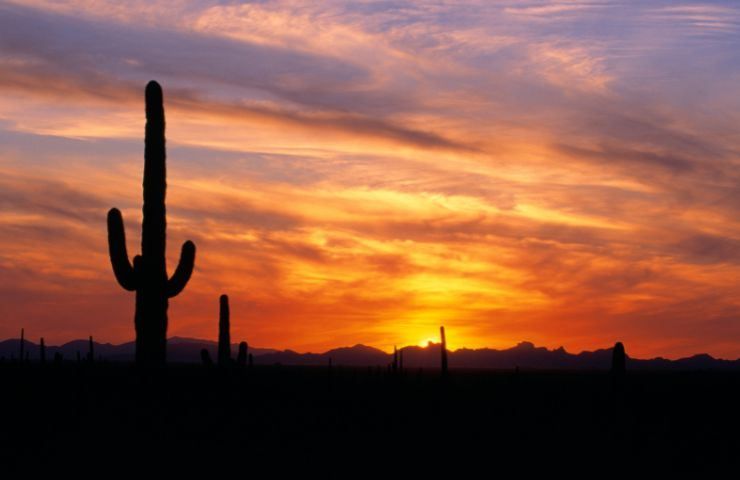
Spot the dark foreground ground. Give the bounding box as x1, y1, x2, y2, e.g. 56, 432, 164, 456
2, 364, 739, 473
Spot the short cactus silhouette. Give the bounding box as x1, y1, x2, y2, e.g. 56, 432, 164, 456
87, 335, 94, 363
612, 341, 626, 376
19, 328, 24, 364
218, 295, 231, 366
440, 326, 448, 375
107, 81, 196, 367
237, 341, 248, 367
200, 348, 213, 367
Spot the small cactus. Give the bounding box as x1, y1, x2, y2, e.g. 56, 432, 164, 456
612, 341, 626, 377
200, 348, 213, 367
19, 328, 24, 365
218, 295, 231, 366
237, 341, 248, 367
87, 335, 94, 363
440, 326, 448, 375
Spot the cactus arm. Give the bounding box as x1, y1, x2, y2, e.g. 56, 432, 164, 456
107, 208, 138, 291
166, 240, 196, 297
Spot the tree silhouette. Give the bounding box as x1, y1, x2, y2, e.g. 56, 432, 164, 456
107, 81, 196, 367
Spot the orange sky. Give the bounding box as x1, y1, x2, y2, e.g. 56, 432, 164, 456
2, 1, 740, 358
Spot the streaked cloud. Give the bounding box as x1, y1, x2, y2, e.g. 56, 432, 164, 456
1, 1, 740, 358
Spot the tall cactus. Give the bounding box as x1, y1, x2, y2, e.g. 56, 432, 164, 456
218, 294, 231, 366
39, 337, 46, 365
107, 81, 196, 367
440, 326, 448, 375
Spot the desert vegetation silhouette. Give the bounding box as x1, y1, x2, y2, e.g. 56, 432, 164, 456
107, 81, 196, 367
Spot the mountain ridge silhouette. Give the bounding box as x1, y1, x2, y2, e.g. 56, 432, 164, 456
2, 337, 740, 370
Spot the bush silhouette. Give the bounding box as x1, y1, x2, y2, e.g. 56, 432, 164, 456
107, 81, 196, 367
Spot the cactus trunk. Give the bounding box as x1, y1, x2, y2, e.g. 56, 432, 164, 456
107, 81, 196, 367
39, 337, 46, 364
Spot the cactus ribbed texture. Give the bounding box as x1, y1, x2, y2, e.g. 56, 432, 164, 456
218, 295, 231, 366
107, 81, 196, 367
440, 326, 448, 375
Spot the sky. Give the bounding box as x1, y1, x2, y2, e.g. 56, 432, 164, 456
1, 1, 740, 358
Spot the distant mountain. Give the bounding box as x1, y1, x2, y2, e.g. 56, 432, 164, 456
0, 337, 275, 364
1, 337, 739, 370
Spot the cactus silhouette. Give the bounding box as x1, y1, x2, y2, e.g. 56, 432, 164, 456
218, 295, 231, 366
200, 348, 213, 367
237, 341, 248, 367
19, 328, 24, 365
392, 345, 398, 373
87, 335, 94, 363
107, 81, 196, 367
39, 337, 46, 364
440, 326, 448, 375
612, 341, 626, 376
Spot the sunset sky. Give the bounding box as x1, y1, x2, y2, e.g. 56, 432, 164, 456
1, 1, 740, 358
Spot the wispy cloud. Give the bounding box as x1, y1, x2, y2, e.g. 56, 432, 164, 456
2, 1, 740, 358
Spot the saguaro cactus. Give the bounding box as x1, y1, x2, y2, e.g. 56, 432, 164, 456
39, 338, 46, 365
107, 81, 196, 367
218, 295, 231, 366
440, 326, 448, 375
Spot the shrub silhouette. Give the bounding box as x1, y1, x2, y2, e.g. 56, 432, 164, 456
107, 81, 196, 367
218, 294, 231, 366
